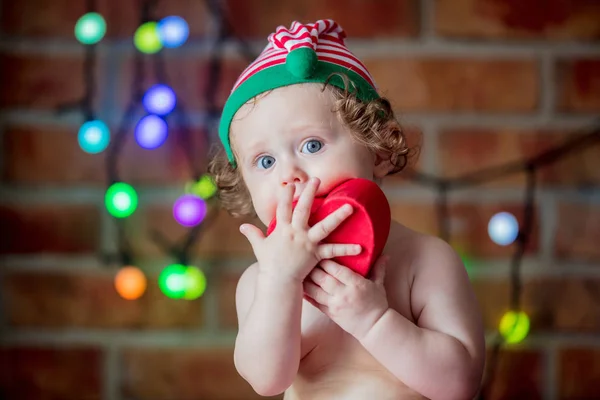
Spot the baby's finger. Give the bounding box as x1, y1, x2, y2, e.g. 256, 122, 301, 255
308, 204, 354, 242
239, 223, 265, 252
291, 177, 319, 228
303, 294, 328, 313
276, 183, 294, 224
317, 243, 361, 260
303, 280, 330, 306
309, 267, 343, 294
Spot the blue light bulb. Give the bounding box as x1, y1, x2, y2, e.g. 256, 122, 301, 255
142, 84, 176, 116
488, 212, 519, 246
78, 120, 110, 153
158, 16, 189, 48
135, 115, 168, 149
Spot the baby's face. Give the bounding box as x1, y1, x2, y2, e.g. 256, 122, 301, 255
230, 83, 376, 227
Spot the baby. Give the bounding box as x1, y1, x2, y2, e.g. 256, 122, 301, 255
209, 19, 485, 400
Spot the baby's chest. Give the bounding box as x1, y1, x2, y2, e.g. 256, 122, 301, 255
300, 274, 414, 349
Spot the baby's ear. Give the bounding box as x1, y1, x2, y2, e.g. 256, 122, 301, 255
373, 151, 394, 178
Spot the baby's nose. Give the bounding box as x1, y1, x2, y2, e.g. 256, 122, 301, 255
280, 165, 308, 187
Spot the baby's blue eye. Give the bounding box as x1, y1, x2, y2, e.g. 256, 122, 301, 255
301, 140, 323, 154
257, 155, 275, 169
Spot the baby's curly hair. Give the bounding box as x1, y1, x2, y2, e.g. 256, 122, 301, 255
208, 72, 416, 218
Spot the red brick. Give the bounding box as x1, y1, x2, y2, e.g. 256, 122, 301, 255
0, 346, 101, 400
225, 0, 418, 39
473, 277, 600, 333
482, 349, 542, 400
0, 0, 209, 39
367, 58, 538, 112
2, 124, 210, 186
435, 0, 600, 40
117, 55, 247, 112
555, 202, 600, 262
389, 202, 439, 237
438, 128, 600, 188
0, 205, 100, 254
3, 270, 204, 329
132, 205, 257, 259
557, 59, 600, 113
559, 348, 600, 400
121, 56, 538, 114
121, 347, 282, 400
0, 53, 107, 110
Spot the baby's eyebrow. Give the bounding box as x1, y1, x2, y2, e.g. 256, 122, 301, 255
242, 138, 268, 153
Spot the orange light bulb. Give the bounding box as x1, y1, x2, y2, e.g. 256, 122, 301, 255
115, 266, 147, 300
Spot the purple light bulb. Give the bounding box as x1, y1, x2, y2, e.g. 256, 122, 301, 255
173, 194, 206, 227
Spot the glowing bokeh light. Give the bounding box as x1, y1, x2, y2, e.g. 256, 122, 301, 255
499, 310, 530, 344
78, 120, 110, 153
173, 194, 207, 227
159, 264, 208, 300
184, 266, 207, 300
105, 182, 138, 218
185, 175, 217, 200
75, 12, 107, 45
157, 16, 189, 48
159, 264, 188, 299
135, 115, 168, 149
115, 266, 147, 300
134, 22, 162, 54
488, 212, 519, 246
142, 84, 176, 116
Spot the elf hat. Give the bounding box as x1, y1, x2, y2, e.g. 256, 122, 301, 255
218, 19, 381, 166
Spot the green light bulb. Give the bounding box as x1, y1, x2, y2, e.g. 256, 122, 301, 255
159, 264, 188, 299
197, 175, 218, 199
499, 310, 530, 344
184, 266, 207, 300
134, 22, 162, 54
105, 182, 138, 218
75, 13, 107, 45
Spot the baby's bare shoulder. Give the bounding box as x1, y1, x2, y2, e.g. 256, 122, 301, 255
385, 222, 470, 308
387, 222, 461, 274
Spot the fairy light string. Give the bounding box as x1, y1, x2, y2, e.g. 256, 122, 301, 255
65, 0, 228, 301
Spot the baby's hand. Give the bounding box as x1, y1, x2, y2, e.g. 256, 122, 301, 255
303, 255, 390, 339
239, 177, 362, 283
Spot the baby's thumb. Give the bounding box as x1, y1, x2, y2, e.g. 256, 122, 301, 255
239, 223, 264, 249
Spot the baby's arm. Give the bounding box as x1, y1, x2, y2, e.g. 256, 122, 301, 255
233, 263, 304, 396
359, 237, 486, 400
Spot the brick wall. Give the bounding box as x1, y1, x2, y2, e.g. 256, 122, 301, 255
1, 1, 599, 399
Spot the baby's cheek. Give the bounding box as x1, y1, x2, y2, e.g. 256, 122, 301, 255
253, 192, 277, 226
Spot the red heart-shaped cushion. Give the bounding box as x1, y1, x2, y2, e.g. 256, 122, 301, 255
266, 178, 391, 277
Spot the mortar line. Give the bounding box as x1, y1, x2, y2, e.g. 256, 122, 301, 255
1, 38, 600, 57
